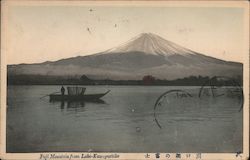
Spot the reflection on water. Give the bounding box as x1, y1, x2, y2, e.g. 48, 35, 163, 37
53, 100, 107, 113
6, 85, 243, 153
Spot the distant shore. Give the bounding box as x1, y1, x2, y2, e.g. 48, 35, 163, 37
7, 74, 243, 86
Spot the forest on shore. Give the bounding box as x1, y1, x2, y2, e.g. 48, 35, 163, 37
7, 74, 243, 86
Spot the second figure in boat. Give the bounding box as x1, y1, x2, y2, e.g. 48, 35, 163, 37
61, 86, 65, 96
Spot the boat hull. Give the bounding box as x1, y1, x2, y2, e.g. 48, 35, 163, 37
49, 90, 110, 102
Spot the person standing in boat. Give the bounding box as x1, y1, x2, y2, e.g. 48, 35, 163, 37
61, 86, 65, 96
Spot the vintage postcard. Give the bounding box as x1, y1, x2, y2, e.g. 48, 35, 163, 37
1, 0, 249, 160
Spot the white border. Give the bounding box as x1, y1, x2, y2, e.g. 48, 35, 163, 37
1, 1, 249, 160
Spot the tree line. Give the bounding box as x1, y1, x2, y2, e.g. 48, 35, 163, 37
7, 74, 242, 86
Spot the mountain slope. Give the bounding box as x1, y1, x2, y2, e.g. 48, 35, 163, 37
103, 33, 195, 56
8, 33, 242, 80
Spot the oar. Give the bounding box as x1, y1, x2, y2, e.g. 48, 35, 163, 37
40, 91, 60, 99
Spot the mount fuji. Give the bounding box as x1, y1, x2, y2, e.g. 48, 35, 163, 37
8, 33, 242, 80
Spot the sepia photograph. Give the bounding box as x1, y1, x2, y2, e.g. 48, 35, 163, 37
1, 1, 249, 160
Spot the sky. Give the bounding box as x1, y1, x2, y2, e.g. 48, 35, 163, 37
5, 2, 247, 64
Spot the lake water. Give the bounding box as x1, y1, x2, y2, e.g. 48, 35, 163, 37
7, 85, 242, 153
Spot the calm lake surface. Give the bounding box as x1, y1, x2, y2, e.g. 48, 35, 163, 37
7, 85, 242, 153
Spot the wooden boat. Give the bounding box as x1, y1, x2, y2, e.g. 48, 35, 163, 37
49, 90, 110, 102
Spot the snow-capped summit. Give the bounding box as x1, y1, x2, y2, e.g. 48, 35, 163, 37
104, 33, 195, 56
8, 32, 242, 80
